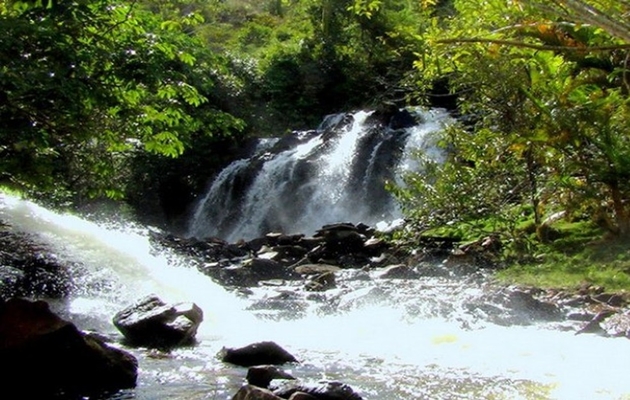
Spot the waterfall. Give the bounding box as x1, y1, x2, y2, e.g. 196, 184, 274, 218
187, 108, 451, 242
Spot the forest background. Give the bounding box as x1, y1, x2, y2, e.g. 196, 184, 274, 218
2, 0, 630, 291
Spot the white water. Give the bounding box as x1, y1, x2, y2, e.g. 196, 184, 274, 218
188, 108, 451, 242
2, 194, 630, 399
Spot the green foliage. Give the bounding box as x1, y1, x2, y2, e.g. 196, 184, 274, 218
393, 0, 630, 260
0, 0, 243, 202
496, 225, 630, 291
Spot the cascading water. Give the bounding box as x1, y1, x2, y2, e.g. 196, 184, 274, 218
188, 108, 451, 242
2, 193, 630, 400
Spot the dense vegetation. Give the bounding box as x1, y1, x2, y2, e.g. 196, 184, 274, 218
1, 0, 630, 288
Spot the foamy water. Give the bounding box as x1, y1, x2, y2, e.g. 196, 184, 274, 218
1, 193, 630, 399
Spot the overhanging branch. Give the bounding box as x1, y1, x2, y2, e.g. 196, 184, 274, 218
436, 37, 630, 52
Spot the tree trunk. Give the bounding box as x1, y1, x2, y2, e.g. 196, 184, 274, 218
609, 179, 630, 236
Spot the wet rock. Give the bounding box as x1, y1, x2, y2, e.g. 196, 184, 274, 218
288, 393, 319, 400
113, 295, 203, 348
305, 272, 336, 292
220, 341, 298, 367
275, 381, 363, 400
295, 264, 341, 275
0, 298, 137, 398
366, 104, 418, 130
467, 288, 563, 325
245, 258, 298, 280
314, 224, 366, 253
219, 258, 299, 287
247, 365, 296, 388
378, 264, 419, 279
233, 384, 284, 400
592, 293, 627, 307
505, 289, 562, 321
0, 230, 71, 299
575, 310, 616, 336
600, 311, 630, 338
362, 237, 387, 256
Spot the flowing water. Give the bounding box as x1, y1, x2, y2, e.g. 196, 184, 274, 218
188, 108, 450, 242
2, 194, 630, 400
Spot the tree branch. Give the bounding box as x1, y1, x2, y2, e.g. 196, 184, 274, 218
436, 37, 630, 52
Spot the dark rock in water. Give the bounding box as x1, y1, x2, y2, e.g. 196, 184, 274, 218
247, 365, 296, 388
295, 264, 341, 276
305, 272, 336, 292
0, 298, 137, 398
575, 310, 616, 336
0, 230, 71, 300
467, 288, 563, 326
600, 311, 630, 338
221, 258, 300, 287
287, 392, 319, 400
113, 295, 203, 348
366, 104, 418, 130
220, 341, 298, 367
505, 289, 562, 321
275, 381, 363, 400
233, 384, 284, 400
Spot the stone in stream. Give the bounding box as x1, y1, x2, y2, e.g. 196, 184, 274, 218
600, 311, 630, 338
294, 264, 341, 275
305, 271, 336, 292
0, 298, 138, 398
377, 264, 419, 279
113, 294, 203, 348
220, 341, 298, 367
246, 365, 296, 388
274, 381, 364, 400
232, 384, 284, 400
287, 392, 319, 400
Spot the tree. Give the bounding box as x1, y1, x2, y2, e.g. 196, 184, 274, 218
396, 0, 630, 240
0, 0, 243, 201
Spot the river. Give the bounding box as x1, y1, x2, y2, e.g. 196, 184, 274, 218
1, 194, 630, 399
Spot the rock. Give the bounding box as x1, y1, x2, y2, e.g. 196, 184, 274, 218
0, 298, 137, 398
288, 393, 319, 400
295, 264, 341, 275
592, 293, 627, 307
244, 258, 299, 280
600, 311, 630, 338
362, 237, 387, 256
314, 224, 366, 252
365, 104, 418, 130
0, 230, 71, 299
220, 341, 298, 367
378, 264, 419, 279
113, 295, 203, 348
505, 289, 562, 321
246, 365, 296, 388
575, 310, 616, 336
275, 381, 363, 400
233, 384, 284, 400
305, 272, 336, 292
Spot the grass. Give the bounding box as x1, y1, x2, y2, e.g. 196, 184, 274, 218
496, 221, 630, 293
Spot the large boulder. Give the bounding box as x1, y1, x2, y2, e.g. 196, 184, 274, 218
275, 381, 363, 400
0, 298, 137, 398
220, 341, 298, 367
113, 295, 203, 348
247, 365, 296, 388
233, 384, 284, 400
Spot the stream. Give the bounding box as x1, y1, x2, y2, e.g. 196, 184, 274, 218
2, 194, 630, 399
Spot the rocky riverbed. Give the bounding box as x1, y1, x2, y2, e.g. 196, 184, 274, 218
2, 215, 630, 399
